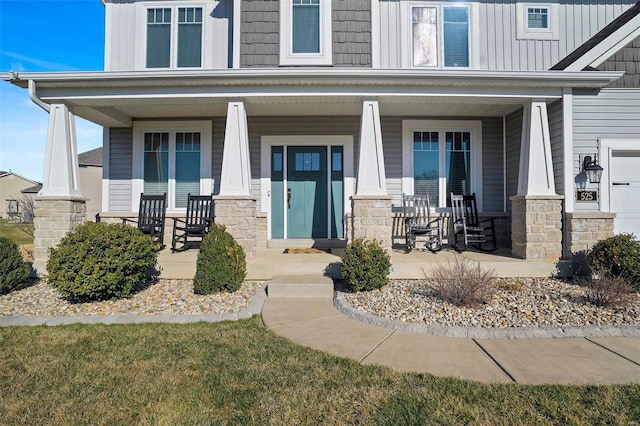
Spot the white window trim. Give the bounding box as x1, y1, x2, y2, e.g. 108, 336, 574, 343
516, 3, 559, 40
132, 120, 213, 212
279, 0, 332, 66
402, 120, 483, 211
137, 2, 208, 70
598, 138, 640, 214
400, 2, 477, 70
260, 135, 354, 240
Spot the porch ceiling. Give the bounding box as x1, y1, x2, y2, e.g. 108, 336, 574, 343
68, 95, 526, 127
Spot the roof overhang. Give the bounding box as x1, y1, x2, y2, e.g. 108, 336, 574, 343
2, 69, 624, 127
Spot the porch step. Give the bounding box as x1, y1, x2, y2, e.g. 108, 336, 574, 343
268, 275, 334, 298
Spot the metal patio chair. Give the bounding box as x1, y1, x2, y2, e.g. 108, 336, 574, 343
403, 194, 442, 252
122, 193, 167, 249
171, 194, 214, 252
450, 192, 497, 251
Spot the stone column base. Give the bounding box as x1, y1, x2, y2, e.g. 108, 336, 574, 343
349, 195, 392, 250
566, 212, 616, 275
510, 195, 563, 260
33, 196, 87, 262
214, 195, 257, 260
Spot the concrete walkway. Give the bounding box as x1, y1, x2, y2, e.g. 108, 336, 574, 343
262, 296, 640, 385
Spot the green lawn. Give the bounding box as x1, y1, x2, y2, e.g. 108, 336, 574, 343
1, 317, 639, 425
0, 219, 33, 246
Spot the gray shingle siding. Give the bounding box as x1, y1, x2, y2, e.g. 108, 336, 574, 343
240, 0, 371, 68
548, 100, 564, 196
332, 0, 372, 67
240, 0, 279, 67
596, 35, 640, 88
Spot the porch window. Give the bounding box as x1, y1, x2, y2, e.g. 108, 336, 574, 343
146, 6, 203, 68
143, 131, 202, 210
412, 6, 469, 68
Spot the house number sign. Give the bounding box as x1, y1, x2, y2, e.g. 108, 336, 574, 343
576, 190, 598, 202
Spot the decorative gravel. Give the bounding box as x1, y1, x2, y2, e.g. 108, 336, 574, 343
0, 280, 265, 316
342, 278, 640, 329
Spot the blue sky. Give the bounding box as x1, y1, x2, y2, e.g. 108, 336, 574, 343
0, 0, 105, 182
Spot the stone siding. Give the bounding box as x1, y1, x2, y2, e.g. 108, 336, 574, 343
34, 197, 86, 261
349, 195, 392, 250
566, 212, 616, 275
214, 196, 257, 259
256, 212, 267, 249
511, 195, 563, 260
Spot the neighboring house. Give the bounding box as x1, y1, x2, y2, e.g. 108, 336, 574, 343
78, 147, 104, 220
0, 171, 40, 220
2, 0, 639, 265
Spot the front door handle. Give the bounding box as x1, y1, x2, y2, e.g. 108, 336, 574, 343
287, 188, 292, 209
612, 182, 630, 186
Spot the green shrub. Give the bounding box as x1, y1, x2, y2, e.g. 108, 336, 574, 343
586, 233, 640, 291
341, 238, 391, 292
0, 237, 30, 295
194, 224, 246, 294
47, 222, 157, 302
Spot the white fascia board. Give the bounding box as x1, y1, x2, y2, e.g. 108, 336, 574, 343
2, 69, 625, 90
564, 14, 640, 72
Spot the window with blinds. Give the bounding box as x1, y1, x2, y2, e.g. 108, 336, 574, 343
411, 6, 470, 69
146, 8, 171, 68
146, 7, 203, 69
292, 0, 320, 54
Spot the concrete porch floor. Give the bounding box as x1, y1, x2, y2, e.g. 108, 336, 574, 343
158, 246, 566, 280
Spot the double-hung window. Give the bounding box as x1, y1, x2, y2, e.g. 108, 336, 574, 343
146, 6, 203, 68
134, 121, 212, 211
411, 5, 469, 68
403, 121, 481, 209
280, 0, 332, 65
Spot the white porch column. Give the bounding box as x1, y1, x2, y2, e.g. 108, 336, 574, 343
351, 99, 392, 249
219, 101, 251, 195
356, 99, 386, 195
33, 103, 86, 269
511, 100, 563, 261
41, 103, 82, 197
517, 100, 555, 196
215, 100, 257, 259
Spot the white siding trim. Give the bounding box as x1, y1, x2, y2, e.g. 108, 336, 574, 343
102, 127, 110, 213
232, 0, 241, 68
371, 0, 381, 68
104, 3, 113, 72
562, 88, 574, 213
401, 119, 483, 210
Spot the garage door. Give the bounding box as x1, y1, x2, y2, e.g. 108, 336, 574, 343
610, 150, 640, 238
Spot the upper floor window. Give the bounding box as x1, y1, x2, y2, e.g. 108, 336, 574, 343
412, 6, 469, 68
146, 6, 203, 69
516, 3, 558, 40
280, 0, 332, 65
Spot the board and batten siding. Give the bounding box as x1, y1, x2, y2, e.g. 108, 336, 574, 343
240, 0, 372, 68
482, 118, 505, 212
105, 0, 233, 71
548, 99, 564, 196
377, 0, 636, 71
108, 128, 133, 211
505, 109, 523, 211
573, 88, 640, 212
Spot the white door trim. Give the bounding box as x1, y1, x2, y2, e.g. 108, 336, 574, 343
261, 135, 354, 239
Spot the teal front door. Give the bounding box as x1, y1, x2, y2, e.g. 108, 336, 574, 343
287, 146, 328, 238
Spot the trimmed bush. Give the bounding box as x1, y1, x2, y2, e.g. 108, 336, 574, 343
586, 233, 640, 290
194, 224, 246, 294
47, 222, 157, 302
0, 237, 30, 295
429, 258, 496, 307
341, 238, 391, 292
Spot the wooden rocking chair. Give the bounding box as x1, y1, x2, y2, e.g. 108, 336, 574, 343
122, 193, 167, 249
403, 194, 442, 252
450, 193, 497, 252
171, 194, 214, 252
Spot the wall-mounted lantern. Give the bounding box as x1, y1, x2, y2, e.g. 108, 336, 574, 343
582, 155, 604, 184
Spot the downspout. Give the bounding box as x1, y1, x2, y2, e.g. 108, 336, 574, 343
503, 115, 507, 212
28, 80, 50, 113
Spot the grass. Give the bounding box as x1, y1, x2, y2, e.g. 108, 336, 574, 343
1, 318, 639, 425
0, 219, 33, 246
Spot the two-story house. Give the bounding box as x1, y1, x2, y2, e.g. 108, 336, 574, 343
3, 0, 640, 267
